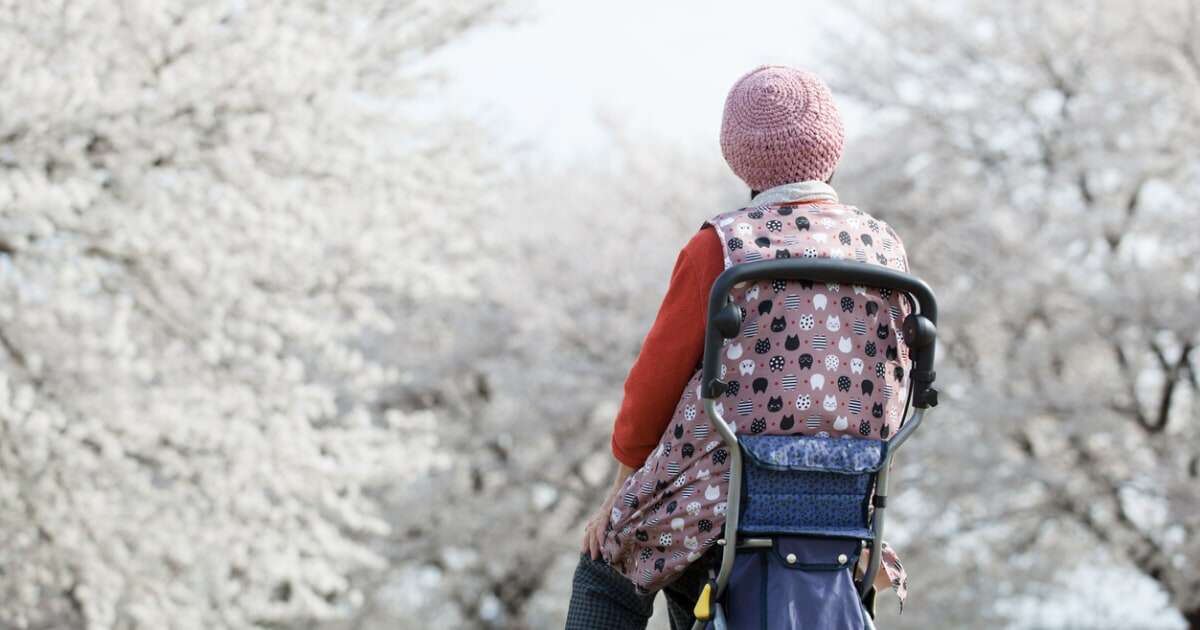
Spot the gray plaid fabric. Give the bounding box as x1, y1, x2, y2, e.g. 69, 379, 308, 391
565, 554, 708, 630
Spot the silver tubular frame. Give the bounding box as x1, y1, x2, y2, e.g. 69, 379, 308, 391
858, 406, 930, 598
690, 397, 740, 630
688, 260, 937, 629
705, 398, 742, 594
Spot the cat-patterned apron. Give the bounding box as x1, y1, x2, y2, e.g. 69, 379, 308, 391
601, 201, 912, 603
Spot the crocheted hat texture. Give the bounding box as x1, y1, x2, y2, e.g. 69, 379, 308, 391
720, 65, 845, 191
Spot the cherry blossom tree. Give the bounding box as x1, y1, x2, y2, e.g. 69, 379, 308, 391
826, 1, 1200, 627
0, 1, 501, 628
12, 1, 1196, 628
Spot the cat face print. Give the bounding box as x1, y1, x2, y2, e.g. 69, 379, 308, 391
824, 354, 840, 371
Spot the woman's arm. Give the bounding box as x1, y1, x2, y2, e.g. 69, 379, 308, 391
582, 226, 724, 560
609, 226, 725, 468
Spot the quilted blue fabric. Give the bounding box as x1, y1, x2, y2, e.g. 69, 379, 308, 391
739, 435, 886, 538
741, 435, 886, 473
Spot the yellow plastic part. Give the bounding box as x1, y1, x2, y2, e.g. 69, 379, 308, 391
694, 583, 713, 621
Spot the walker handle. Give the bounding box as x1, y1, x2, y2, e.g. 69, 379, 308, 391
700, 259, 938, 406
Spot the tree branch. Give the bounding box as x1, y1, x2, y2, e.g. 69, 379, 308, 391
1148, 340, 1194, 433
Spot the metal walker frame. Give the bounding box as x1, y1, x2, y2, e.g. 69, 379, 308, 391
690, 259, 939, 630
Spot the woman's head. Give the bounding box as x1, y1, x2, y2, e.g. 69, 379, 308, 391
720, 65, 844, 192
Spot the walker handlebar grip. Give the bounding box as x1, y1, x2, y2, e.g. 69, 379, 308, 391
700, 259, 938, 405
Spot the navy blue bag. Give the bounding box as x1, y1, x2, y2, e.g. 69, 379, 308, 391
705, 435, 886, 630
723, 537, 867, 629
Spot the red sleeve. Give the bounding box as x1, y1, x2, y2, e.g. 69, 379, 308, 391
611, 225, 726, 468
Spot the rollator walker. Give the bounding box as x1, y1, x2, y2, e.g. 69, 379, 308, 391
691, 259, 939, 630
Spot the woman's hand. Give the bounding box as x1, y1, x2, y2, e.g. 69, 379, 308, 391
581, 462, 636, 560
581, 491, 618, 560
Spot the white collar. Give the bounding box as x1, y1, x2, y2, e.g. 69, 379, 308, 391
750, 180, 839, 206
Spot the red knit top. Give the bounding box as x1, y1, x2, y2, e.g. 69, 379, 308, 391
610, 226, 725, 468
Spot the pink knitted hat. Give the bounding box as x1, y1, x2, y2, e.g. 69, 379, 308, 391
720, 65, 845, 191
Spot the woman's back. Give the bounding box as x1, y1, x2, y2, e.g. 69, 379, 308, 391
602, 192, 912, 592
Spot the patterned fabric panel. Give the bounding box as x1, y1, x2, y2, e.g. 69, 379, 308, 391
740, 434, 886, 474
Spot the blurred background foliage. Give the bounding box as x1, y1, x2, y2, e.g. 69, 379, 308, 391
0, 1, 1196, 629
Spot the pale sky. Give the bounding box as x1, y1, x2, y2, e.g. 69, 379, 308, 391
433, 0, 855, 157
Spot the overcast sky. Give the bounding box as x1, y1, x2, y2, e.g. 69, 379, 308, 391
434, 0, 853, 157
